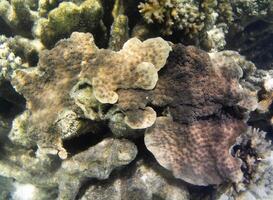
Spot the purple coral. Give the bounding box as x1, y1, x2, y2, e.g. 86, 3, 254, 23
141, 44, 251, 185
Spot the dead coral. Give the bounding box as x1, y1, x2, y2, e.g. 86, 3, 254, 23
58, 138, 137, 199
80, 159, 189, 200
0, 137, 137, 200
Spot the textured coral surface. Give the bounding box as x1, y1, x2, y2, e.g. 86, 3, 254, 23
145, 117, 246, 185
1, 0, 273, 199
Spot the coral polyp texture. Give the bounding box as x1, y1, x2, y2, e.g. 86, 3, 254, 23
140, 44, 252, 186
10, 32, 171, 159
145, 117, 246, 186
79, 36, 171, 104
1, 0, 273, 199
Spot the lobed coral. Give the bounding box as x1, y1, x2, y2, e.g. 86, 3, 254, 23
0, 0, 38, 36
145, 117, 246, 185
9, 32, 171, 160
1, 0, 273, 199
116, 44, 255, 185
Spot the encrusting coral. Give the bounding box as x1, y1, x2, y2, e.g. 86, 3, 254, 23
10, 32, 171, 159
1, 0, 273, 199
10, 32, 97, 158
145, 117, 246, 186
113, 43, 256, 185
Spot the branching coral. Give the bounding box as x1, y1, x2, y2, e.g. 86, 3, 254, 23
138, 0, 233, 40
0, 35, 24, 82
138, 0, 206, 36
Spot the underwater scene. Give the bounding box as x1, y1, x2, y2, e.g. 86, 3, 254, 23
1, 0, 273, 199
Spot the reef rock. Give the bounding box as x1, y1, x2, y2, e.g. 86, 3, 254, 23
58, 138, 137, 199
80, 160, 189, 200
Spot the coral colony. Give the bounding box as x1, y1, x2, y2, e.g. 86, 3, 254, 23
0, 0, 273, 199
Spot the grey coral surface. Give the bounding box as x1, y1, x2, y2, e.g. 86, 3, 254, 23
1, 0, 273, 200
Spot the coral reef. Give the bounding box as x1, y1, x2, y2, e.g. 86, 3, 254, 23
145, 117, 246, 186
0, 35, 24, 82
80, 160, 189, 200
0, 138, 137, 199
9, 32, 171, 159
138, 0, 233, 46
34, 0, 106, 48
1, 0, 273, 199
211, 128, 273, 200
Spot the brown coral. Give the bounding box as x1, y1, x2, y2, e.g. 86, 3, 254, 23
118, 44, 244, 123
145, 117, 246, 185
10, 32, 171, 159
115, 44, 251, 185
11, 32, 97, 157
80, 37, 171, 104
